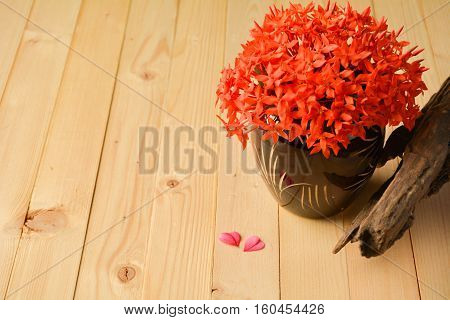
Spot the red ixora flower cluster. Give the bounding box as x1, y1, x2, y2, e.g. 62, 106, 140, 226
216, 2, 428, 158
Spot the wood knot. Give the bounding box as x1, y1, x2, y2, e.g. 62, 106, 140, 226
118, 266, 136, 282
140, 71, 156, 81
23, 206, 67, 236
26, 38, 39, 45
166, 179, 179, 188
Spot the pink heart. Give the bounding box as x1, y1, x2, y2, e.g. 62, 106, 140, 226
244, 236, 265, 252
218, 231, 241, 247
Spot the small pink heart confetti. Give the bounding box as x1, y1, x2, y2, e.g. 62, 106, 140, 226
218, 231, 241, 247
244, 236, 265, 252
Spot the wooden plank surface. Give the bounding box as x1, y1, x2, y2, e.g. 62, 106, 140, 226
280, 212, 350, 299
0, 0, 81, 298
212, 0, 280, 300
6, 0, 130, 299
140, 0, 226, 299
75, 0, 178, 299
0, 0, 448, 300
413, 187, 450, 299
0, 0, 33, 98
342, 162, 420, 299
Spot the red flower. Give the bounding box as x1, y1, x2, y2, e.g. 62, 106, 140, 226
216, 1, 428, 157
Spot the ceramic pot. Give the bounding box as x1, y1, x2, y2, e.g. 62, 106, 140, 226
251, 127, 384, 218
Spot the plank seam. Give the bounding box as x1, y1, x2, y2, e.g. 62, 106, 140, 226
210, 0, 229, 300
404, 0, 448, 299
416, 1, 441, 83
72, 0, 134, 299
3, 0, 83, 300
0, 0, 36, 300
343, 214, 352, 299
139, 0, 183, 299
408, 230, 422, 300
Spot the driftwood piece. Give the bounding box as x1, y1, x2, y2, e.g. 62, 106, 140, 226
334, 77, 450, 258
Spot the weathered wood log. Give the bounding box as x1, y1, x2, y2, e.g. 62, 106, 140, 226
333, 77, 450, 258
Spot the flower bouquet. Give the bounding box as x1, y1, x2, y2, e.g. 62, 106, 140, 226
216, 2, 428, 218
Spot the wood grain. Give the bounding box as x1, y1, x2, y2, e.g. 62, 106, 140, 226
0, 0, 81, 298
415, 0, 450, 84
212, 0, 280, 300
280, 211, 350, 299
413, 186, 450, 299
140, 0, 226, 299
0, 0, 33, 98
5, 0, 130, 300
75, 0, 178, 299
374, 0, 450, 300
0, 0, 447, 300
342, 162, 420, 299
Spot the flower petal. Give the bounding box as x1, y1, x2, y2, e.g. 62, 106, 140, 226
244, 236, 265, 252
321, 44, 338, 53
216, 3, 427, 159
340, 70, 353, 78
340, 113, 352, 121
313, 59, 326, 68
219, 232, 241, 247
